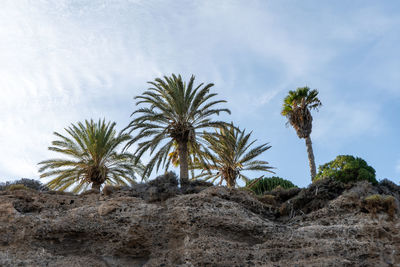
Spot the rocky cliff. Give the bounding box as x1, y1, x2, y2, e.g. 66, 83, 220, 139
0, 175, 399, 266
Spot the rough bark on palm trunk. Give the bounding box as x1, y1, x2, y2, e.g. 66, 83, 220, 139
290, 107, 312, 139
226, 177, 235, 188
305, 136, 316, 181
225, 169, 236, 188
178, 140, 189, 186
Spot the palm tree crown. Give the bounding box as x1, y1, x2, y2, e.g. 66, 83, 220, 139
38, 119, 145, 193
281, 86, 322, 180
124, 74, 230, 184
281, 87, 321, 138
194, 124, 274, 188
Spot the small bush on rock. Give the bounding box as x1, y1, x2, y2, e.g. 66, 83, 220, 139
102, 185, 121, 196
363, 194, 397, 219
0, 178, 49, 191
247, 176, 297, 195
8, 184, 30, 191
315, 155, 377, 184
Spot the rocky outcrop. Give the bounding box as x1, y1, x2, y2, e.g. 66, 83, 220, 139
0, 176, 399, 266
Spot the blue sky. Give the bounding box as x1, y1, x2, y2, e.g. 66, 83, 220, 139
0, 0, 399, 187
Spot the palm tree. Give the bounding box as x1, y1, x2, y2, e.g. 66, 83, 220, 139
281, 87, 322, 181
194, 124, 274, 188
124, 74, 230, 185
38, 119, 145, 193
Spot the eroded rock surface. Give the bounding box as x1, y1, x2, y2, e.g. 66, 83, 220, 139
0, 177, 399, 266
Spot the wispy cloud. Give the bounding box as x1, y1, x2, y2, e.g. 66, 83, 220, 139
0, 1, 162, 181
313, 101, 383, 146
0, 1, 398, 186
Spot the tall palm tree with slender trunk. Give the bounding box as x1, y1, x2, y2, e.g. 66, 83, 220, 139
38, 119, 145, 193
194, 124, 274, 188
124, 74, 230, 185
281, 87, 322, 181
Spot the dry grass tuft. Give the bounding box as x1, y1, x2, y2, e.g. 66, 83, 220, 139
257, 194, 277, 205
363, 194, 397, 220
7, 184, 30, 191
102, 185, 121, 196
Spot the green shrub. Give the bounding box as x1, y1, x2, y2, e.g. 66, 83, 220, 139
247, 176, 297, 195
315, 155, 377, 184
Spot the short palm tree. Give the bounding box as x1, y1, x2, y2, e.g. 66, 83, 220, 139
281, 87, 322, 180
124, 74, 230, 185
38, 119, 145, 193
194, 124, 274, 188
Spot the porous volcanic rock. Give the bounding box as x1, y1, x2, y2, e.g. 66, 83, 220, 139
0, 177, 399, 266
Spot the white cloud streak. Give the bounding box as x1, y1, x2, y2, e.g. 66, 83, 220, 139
312, 101, 383, 146
0, 0, 398, 185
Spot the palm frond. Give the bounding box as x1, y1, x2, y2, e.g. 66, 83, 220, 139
124, 74, 230, 182
192, 124, 274, 187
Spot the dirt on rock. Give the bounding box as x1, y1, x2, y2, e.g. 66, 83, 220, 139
0, 174, 399, 266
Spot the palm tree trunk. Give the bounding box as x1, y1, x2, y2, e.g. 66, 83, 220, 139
178, 140, 189, 186
225, 169, 236, 188
305, 136, 316, 181
91, 181, 102, 192
226, 178, 235, 188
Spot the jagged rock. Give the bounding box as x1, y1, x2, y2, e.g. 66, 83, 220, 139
267, 186, 302, 203
116, 172, 212, 202
180, 179, 214, 194
279, 178, 348, 217
0, 179, 399, 266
